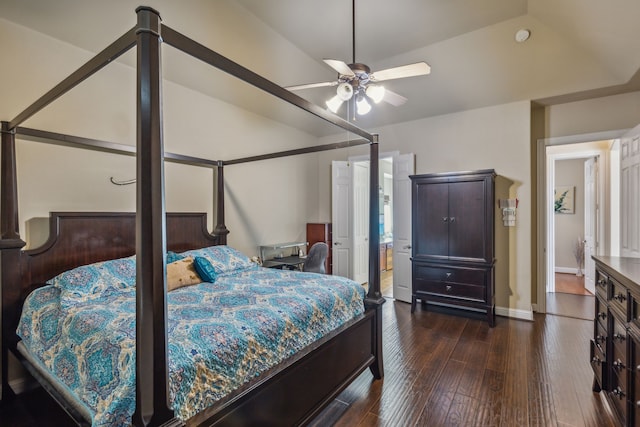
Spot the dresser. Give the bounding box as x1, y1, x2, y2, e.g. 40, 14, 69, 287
410, 170, 496, 326
591, 256, 640, 426
306, 223, 332, 275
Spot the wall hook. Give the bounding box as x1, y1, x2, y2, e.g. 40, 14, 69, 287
110, 177, 136, 186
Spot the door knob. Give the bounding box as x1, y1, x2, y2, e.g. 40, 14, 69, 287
334, 242, 342, 245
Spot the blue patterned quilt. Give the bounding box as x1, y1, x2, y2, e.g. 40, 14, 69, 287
17, 246, 366, 426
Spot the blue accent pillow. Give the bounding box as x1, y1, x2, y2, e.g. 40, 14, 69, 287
193, 256, 217, 283
166, 251, 185, 264
182, 245, 256, 276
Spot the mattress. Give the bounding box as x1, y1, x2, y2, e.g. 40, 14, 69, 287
17, 246, 366, 426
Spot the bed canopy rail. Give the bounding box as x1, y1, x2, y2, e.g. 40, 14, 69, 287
1, 6, 383, 426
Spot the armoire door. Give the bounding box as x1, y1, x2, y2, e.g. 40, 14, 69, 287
414, 181, 449, 259
447, 179, 487, 261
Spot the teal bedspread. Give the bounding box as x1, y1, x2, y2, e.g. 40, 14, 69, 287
17, 246, 366, 426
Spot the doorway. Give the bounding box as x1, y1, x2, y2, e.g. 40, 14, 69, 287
540, 138, 614, 318
331, 152, 414, 302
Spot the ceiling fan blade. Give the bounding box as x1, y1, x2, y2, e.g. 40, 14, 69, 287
285, 81, 338, 91
371, 62, 431, 82
323, 59, 356, 77
382, 89, 407, 106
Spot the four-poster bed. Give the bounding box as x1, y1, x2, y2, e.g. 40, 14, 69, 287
0, 6, 384, 427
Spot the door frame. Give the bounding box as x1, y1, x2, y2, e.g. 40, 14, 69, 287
536, 130, 625, 313
547, 149, 605, 293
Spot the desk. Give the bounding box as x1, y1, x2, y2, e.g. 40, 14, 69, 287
263, 256, 306, 270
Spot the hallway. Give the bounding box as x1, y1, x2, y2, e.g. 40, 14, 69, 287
545, 273, 594, 320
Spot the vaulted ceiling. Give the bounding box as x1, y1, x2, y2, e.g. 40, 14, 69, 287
2, 0, 639, 135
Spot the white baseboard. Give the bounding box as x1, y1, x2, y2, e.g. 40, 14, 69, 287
555, 266, 578, 275
496, 305, 534, 321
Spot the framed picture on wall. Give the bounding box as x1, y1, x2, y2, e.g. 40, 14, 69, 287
554, 186, 575, 214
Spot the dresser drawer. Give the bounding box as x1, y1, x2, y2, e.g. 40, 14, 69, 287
590, 339, 607, 390
594, 320, 607, 354
595, 296, 608, 332
414, 279, 485, 302
595, 269, 609, 300
631, 293, 640, 332
610, 277, 629, 320
612, 316, 628, 361
610, 371, 628, 423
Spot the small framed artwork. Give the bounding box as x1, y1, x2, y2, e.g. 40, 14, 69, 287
554, 186, 575, 214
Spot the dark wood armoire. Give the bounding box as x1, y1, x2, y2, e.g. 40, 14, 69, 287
410, 169, 496, 326
306, 223, 332, 274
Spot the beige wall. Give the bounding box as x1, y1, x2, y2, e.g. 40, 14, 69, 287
0, 18, 323, 258
545, 91, 640, 138
318, 101, 533, 316
554, 159, 585, 271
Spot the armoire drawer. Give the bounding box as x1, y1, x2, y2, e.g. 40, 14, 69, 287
414, 280, 485, 302
413, 264, 486, 287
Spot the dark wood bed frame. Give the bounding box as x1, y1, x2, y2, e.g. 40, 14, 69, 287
0, 6, 384, 427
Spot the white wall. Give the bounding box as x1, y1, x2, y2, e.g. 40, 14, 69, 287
554, 159, 585, 271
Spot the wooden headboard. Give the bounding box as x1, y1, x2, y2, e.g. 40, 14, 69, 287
3, 211, 220, 352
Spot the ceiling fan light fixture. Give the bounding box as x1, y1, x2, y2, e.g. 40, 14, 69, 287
366, 85, 385, 103
326, 94, 344, 113
356, 95, 371, 115
336, 82, 354, 101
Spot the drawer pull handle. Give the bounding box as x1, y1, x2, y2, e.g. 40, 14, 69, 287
450, 217, 456, 223
596, 335, 606, 343
445, 285, 452, 292
613, 359, 625, 370
613, 387, 625, 399
445, 272, 452, 278
613, 333, 626, 342
637, 400, 640, 407
597, 279, 606, 287
614, 293, 626, 302
597, 312, 607, 320
443, 217, 448, 223
591, 356, 601, 366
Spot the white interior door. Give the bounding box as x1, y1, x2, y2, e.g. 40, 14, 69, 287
392, 153, 414, 302
621, 126, 640, 258
584, 157, 597, 294
332, 161, 352, 278
352, 161, 369, 284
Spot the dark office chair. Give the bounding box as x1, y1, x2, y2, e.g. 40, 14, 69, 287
303, 242, 328, 274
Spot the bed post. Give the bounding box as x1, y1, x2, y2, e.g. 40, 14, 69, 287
0, 122, 26, 401
131, 8, 182, 427
365, 135, 384, 379
214, 161, 229, 245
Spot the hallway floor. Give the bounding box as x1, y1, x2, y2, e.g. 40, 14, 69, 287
545, 273, 594, 320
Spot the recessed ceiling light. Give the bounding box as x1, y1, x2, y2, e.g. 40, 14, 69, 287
515, 29, 531, 43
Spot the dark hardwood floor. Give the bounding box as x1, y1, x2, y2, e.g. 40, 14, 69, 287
1, 293, 616, 427
333, 299, 615, 427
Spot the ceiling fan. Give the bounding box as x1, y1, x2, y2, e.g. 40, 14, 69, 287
285, 0, 431, 116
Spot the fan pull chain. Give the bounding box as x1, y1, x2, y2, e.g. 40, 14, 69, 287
352, 0, 356, 64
